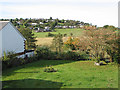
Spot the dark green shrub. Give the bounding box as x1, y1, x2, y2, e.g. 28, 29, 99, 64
27, 55, 38, 62
47, 33, 56, 37
7, 58, 23, 67
113, 53, 119, 64
78, 52, 90, 60
61, 51, 79, 60
2, 57, 23, 69
64, 34, 67, 37
36, 46, 90, 61
36, 46, 54, 60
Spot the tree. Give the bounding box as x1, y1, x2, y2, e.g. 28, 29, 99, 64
64, 37, 75, 50
61, 19, 64, 23
15, 18, 19, 21
103, 25, 116, 31
64, 37, 80, 50
18, 27, 37, 50
103, 25, 109, 28
77, 29, 118, 63
52, 33, 63, 53
10, 19, 13, 23
50, 17, 52, 20
50, 21, 57, 30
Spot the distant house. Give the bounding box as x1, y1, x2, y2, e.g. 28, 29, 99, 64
68, 26, 76, 28
73, 26, 76, 28
17, 21, 22, 25
62, 26, 67, 29
35, 27, 44, 32
44, 27, 50, 31
32, 23, 37, 26
35, 28, 44, 32
0, 21, 34, 58
40, 22, 44, 24
55, 26, 62, 29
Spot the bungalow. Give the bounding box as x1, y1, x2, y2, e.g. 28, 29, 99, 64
0, 21, 34, 58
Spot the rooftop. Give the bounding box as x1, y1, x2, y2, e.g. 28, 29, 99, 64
0, 21, 9, 30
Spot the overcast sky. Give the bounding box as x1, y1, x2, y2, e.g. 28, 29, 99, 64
0, 0, 119, 27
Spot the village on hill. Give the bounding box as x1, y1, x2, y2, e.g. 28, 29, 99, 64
0, 17, 99, 32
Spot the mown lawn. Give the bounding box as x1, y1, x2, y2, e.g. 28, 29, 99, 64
2, 60, 118, 88
33, 28, 84, 38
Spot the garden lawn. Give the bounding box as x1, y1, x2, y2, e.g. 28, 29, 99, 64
2, 60, 118, 88
33, 28, 84, 38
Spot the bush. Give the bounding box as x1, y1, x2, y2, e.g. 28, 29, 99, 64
64, 34, 67, 37
78, 52, 90, 60
47, 33, 56, 37
44, 65, 58, 72
2, 51, 21, 69
36, 46, 54, 60
36, 46, 90, 61
2, 51, 38, 70
2, 57, 24, 70
60, 51, 79, 60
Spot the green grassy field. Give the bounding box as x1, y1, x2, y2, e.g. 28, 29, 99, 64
2, 60, 118, 88
33, 28, 84, 38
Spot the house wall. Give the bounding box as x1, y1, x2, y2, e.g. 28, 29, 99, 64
2, 23, 25, 56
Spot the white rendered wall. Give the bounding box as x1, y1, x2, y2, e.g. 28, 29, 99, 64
2, 23, 25, 56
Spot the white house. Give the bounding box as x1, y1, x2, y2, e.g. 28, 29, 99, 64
31, 23, 37, 26
0, 21, 34, 58
44, 26, 50, 31
0, 21, 26, 57
39, 22, 44, 24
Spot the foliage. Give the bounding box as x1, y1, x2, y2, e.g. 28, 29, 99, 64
2, 51, 38, 70
36, 46, 54, 60
2, 55, 38, 70
50, 21, 57, 30
76, 29, 119, 63
64, 37, 80, 50
44, 65, 58, 72
52, 33, 63, 53
2, 51, 23, 69
2, 51, 16, 61
2, 51, 9, 61
103, 25, 116, 31
36, 46, 87, 60
47, 33, 56, 37
18, 27, 37, 50
60, 50, 79, 60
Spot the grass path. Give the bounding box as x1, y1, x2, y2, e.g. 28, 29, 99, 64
2, 60, 118, 88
